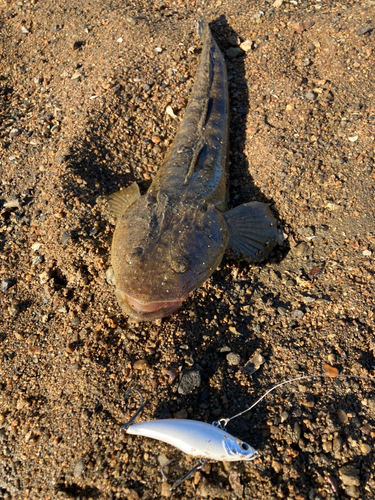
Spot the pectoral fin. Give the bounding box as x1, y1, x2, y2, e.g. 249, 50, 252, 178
223, 202, 277, 262
107, 183, 141, 218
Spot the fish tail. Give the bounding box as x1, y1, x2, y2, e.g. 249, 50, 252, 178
196, 17, 209, 42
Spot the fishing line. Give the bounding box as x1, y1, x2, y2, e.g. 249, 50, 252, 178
216, 373, 374, 430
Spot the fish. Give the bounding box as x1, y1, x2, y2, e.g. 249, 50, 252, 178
124, 418, 258, 462
108, 19, 278, 321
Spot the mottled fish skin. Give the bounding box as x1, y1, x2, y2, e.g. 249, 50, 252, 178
109, 20, 278, 321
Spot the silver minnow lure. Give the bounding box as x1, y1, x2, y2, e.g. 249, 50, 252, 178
125, 418, 258, 462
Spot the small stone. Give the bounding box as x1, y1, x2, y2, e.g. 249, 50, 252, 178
277, 306, 287, 315
322, 440, 332, 453
292, 309, 304, 319
161, 481, 172, 497
151, 135, 161, 144
31, 243, 42, 252
228, 34, 240, 46
133, 359, 149, 370
302, 296, 315, 304
71, 316, 80, 327
1, 280, 12, 293
240, 40, 253, 51
280, 411, 288, 423
178, 367, 201, 395
158, 454, 170, 467
337, 409, 349, 424
226, 47, 243, 59
344, 486, 360, 499
39, 271, 49, 284
21, 26, 30, 34
339, 465, 360, 487
117, 37, 123, 43
356, 26, 373, 35
174, 409, 188, 419
32, 255, 44, 266
360, 443, 371, 455
72, 40, 84, 50
105, 267, 116, 286
9, 128, 21, 137
74, 459, 85, 479
305, 92, 317, 100
242, 351, 265, 374
226, 352, 241, 366
348, 136, 358, 142
228, 471, 243, 497
294, 241, 308, 256
363, 249, 372, 256
272, 460, 282, 473
61, 230, 72, 245
332, 436, 342, 453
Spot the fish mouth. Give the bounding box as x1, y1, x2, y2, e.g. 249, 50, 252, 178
115, 289, 186, 321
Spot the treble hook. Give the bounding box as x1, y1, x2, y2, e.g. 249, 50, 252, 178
120, 388, 146, 432
161, 458, 207, 491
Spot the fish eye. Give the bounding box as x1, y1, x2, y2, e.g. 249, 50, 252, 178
171, 256, 189, 274
126, 247, 143, 264
240, 442, 249, 451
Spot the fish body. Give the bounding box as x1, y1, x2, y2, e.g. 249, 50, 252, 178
109, 20, 277, 320
126, 418, 258, 462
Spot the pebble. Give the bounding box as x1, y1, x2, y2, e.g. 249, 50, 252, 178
1, 280, 12, 293
294, 241, 308, 256
360, 443, 371, 455
339, 465, 360, 487
240, 40, 253, 52
363, 249, 372, 256
228, 34, 240, 46
348, 136, 358, 142
133, 359, 149, 370
39, 271, 49, 284
61, 230, 72, 245
226, 47, 243, 59
271, 460, 282, 473
160, 482, 172, 497
344, 486, 360, 499
32, 255, 44, 266
178, 367, 201, 395
228, 471, 243, 497
9, 128, 21, 137
305, 92, 317, 101
292, 309, 304, 319
277, 307, 287, 315
356, 26, 373, 35
302, 296, 315, 304
71, 316, 80, 327
105, 267, 116, 286
226, 352, 241, 366
332, 436, 342, 453
242, 351, 265, 374
74, 459, 85, 479
337, 409, 349, 424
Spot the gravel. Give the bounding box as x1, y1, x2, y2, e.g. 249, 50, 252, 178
0, 0, 374, 498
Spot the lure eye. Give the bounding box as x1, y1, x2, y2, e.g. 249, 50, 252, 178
126, 247, 143, 264
240, 442, 249, 451
171, 256, 189, 274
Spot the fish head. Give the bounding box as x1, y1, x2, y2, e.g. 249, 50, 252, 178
111, 192, 228, 320
223, 436, 258, 461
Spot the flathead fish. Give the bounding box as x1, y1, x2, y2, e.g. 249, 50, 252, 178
109, 20, 277, 321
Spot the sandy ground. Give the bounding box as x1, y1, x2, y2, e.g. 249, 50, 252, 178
0, 0, 375, 498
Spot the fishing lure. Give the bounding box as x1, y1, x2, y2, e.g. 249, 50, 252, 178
121, 371, 373, 490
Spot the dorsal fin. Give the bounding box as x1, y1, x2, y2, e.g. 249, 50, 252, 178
107, 182, 141, 218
